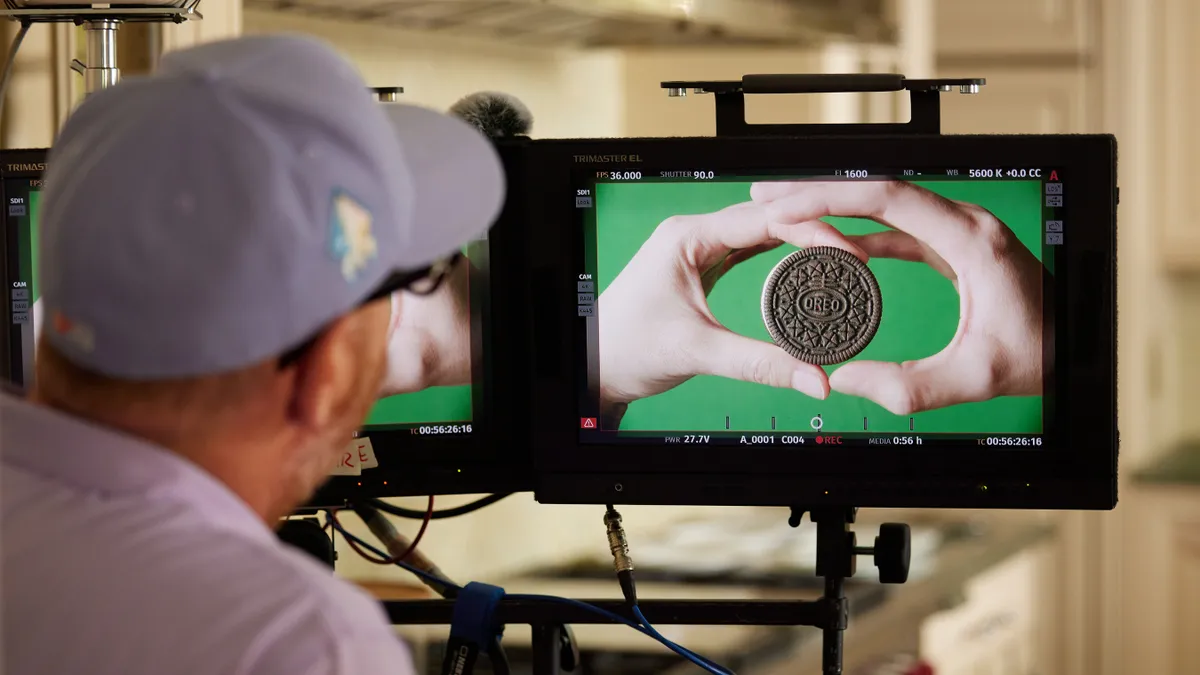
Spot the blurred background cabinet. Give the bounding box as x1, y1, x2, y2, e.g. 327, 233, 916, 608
935, 0, 1091, 56
920, 546, 1048, 675
1123, 475, 1200, 675
934, 0, 1097, 135
938, 68, 1091, 134
1153, 0, 1200, 272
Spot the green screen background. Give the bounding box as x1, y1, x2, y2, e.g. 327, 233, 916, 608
368, 386, 471, 426
594, 179, 1044, 434
27, 188, 39, 303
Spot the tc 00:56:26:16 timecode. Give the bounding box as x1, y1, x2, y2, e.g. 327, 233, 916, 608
978, 436, 1042, 446
411, 424, 473, 435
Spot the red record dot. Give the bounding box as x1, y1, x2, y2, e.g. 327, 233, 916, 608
816, 436, 824, 444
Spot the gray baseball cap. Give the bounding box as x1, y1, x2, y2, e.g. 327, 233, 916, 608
39, 33, 504, 379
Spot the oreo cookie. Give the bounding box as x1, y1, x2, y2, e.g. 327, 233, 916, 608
761, 246, 882, 366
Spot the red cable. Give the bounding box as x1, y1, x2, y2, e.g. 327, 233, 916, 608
332, 496, 434, 565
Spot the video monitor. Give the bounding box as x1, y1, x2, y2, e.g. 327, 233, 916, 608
514, 134, 1117, 510
313, 148, 534, 503
316, 232, 519, 501
1, 149, 46, 391
0, 148, 525, 501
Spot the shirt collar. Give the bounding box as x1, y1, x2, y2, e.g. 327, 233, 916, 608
1, 391, 274, 542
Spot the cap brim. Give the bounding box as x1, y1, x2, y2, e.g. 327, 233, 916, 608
380, 103, 506, 270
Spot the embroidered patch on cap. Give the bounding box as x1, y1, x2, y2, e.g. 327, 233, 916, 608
51, 309, 95, 353
328, 189, 378, 282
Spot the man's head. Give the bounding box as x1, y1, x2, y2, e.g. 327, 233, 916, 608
31, 34, 505, 521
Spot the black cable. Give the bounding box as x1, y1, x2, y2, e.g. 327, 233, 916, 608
600, 507, 730, 674
604, 505, 638, 605
367, 493, 512, 520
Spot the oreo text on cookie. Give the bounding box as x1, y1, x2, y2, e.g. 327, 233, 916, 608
760, 246, 883, 366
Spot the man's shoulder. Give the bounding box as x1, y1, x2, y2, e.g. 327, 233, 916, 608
221, 539, 415, 674
3, 499, 414, 675
261, 537, 395, 630
161, 521, 396, 638
227, 535, 419, 673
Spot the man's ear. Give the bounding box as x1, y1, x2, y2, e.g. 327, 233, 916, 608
288, 316, 361, 430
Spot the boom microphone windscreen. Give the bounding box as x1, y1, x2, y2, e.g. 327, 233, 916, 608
448, 91, 533, 138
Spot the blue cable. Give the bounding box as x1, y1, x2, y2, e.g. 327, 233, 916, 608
327, 516, 734, 675
631, 605, 732, 675
511, 594, 733, 675
328, 516, 455, 589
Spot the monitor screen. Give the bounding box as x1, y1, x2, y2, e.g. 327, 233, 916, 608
2, 152, 45, 390
361, 236, 488, 437
577, 169, 1058, 448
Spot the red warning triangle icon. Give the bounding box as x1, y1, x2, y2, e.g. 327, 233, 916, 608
1049, 170, 1059, 181
581, 418, 597, 429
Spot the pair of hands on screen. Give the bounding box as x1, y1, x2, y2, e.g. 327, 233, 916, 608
597, 180, 1043, 418
379, 255, 473, 397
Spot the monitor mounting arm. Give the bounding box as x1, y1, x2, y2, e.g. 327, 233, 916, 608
661, 73, 985, 137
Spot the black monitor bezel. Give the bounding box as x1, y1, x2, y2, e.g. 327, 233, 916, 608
0, 148, 48, 390
312, 147, 536, 503
507, 133, 1118, 510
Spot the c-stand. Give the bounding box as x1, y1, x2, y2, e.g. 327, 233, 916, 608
383, 507, 909, 675
0, 1, 203, 96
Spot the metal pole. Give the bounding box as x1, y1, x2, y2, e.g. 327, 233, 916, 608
370, 87, 403, 102
82, 19, 121, 94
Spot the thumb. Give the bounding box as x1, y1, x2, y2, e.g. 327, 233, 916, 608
696, 328, 830, 400
828, 357, 971, 415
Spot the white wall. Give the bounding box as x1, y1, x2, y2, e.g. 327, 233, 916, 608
0, 22, 70, 149
241, 10, 872, 141
243, 9, 625, 140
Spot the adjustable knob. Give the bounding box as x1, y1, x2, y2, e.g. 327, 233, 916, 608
559, 624, 580, 672
873, 522, 911, 584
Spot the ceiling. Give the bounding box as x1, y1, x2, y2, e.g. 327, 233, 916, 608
242, 0, 896, 48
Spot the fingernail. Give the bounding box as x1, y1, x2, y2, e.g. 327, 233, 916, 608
792, 369, 828, 400
749, 183, 777, 203
814, 230, 869, 263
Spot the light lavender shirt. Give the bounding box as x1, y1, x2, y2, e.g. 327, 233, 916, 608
0, 392, 415, 675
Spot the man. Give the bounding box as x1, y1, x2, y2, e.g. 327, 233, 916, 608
1, 34, 503, 675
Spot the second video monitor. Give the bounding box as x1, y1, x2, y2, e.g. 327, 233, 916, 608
315, 196, 534, 500
0, 148, 530, 503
